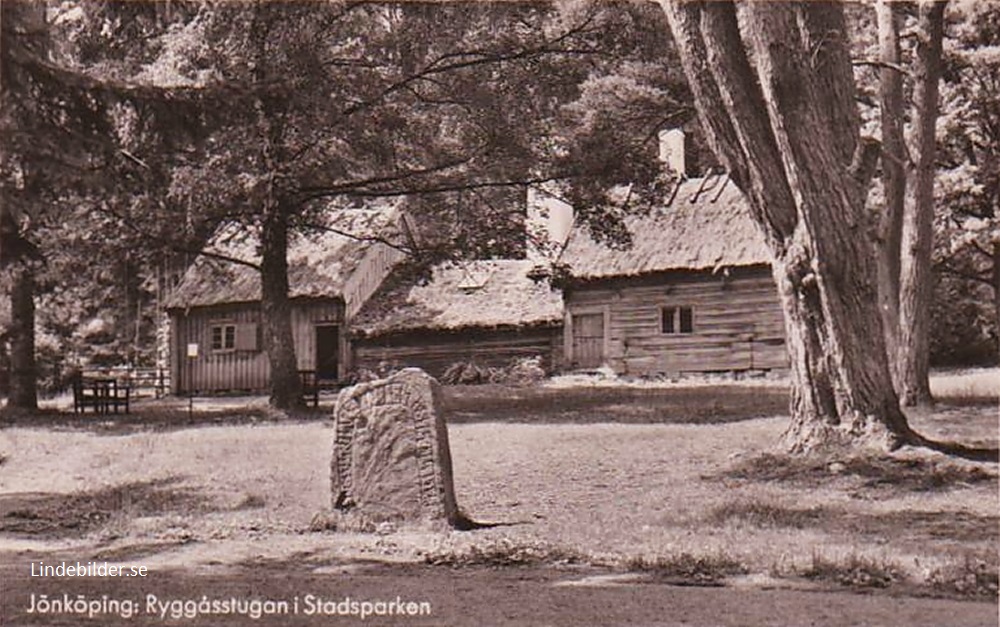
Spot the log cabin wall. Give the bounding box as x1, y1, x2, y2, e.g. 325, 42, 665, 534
352, 325, 563, 379
170, 299, 343, 394
563, 266, 787, 375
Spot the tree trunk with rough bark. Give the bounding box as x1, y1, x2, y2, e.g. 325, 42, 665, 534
896, 0, 946, 407
993, 242, 999, 359
7, 264, 38, 410
259, 206, 303, 410
250, 1, 302, 410
659, 0, 914, 453
875, 0, 906, 390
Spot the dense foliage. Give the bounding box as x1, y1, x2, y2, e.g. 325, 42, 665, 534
1, 0, 996, 403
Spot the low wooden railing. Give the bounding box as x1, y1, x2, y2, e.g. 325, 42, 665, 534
80, 367, 170, 399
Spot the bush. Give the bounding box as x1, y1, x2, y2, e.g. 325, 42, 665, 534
928, 553, 999, 599
504, 356, 547, 384
802, 552, 901, 589
930, 275, 997, 367
440, 356, 547, 386
626, 552, 748, 584
440, 361, 496, 385
423, 537, 583, 567
352, 361, 404, 383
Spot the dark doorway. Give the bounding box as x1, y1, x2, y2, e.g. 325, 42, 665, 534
315, 325, 340, 380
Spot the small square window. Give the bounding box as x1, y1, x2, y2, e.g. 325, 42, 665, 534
661, 306, 694, 334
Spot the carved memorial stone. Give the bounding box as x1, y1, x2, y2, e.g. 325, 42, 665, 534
330, 368, 460, 526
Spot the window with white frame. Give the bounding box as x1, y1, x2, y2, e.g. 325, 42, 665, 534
211, 324, 237, 351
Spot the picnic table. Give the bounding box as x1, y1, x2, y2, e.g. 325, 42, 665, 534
72, 377, 131, 415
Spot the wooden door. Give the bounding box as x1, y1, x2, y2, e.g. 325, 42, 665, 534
315, 325, 340, 380
572, 313, 605, 368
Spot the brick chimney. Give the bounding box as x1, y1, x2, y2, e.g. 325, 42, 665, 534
526, 186, 574, 262
658, 128, 686, 178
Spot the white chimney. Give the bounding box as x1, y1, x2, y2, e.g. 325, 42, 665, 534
526, 186, 574, 262
658, 128, 686, 178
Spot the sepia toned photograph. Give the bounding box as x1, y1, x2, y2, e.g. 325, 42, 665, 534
1, 0, 997, 624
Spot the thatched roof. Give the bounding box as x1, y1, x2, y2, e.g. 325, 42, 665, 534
353, 259, 564, 336
561, 176, 771, 280
165, 201, 402, 310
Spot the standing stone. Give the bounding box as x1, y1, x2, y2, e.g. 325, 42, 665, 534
330, 368, 460, 527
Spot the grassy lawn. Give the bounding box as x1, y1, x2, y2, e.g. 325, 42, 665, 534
442, 384, 789, 424
0, 371, 997, 601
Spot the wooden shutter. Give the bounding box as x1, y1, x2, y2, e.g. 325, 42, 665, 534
234, 323, 258, 351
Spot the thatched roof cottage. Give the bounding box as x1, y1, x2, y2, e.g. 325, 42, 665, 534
559, 174, 788, 376
351, 259, 564, 378
164, 203, 405, 393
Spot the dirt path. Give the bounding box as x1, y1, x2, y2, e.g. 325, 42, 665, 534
2, 553, 996, 626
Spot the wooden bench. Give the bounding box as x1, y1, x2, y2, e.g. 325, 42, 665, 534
73, 377, 130, 415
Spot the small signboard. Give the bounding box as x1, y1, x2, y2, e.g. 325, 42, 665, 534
186, 343, 199, 358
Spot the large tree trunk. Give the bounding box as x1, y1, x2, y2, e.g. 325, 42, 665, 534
660, 0, 914, 453
7, 263, 37, 410
993, 242, 1000, 359
875, 0, 906, 391
250, 1, 301, 411
259, 207, 303, 410
896, 0, 946, 406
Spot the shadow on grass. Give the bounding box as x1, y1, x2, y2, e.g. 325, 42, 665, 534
718, 453, 997, 493
3, 385, 789, 430
707, 501, 999, 543
0, 404, 331, 435
90, 540, 196, 562
0, 477, 215, 538
442, 385, 788, 424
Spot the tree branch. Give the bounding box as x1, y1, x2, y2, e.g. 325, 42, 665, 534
659, 0, 798, 241
91, 203, 261, 271
303, 171, 578, 204
299, 222, 414, 256
852, 59, 910, 76
935, 261, 993, 285
296, 153, 482, 202
340, 11, 602, 117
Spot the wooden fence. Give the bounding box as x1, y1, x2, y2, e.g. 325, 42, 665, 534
80, 366, 171, 399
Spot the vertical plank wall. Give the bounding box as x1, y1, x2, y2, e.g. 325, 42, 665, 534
171, 299, 343, 393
